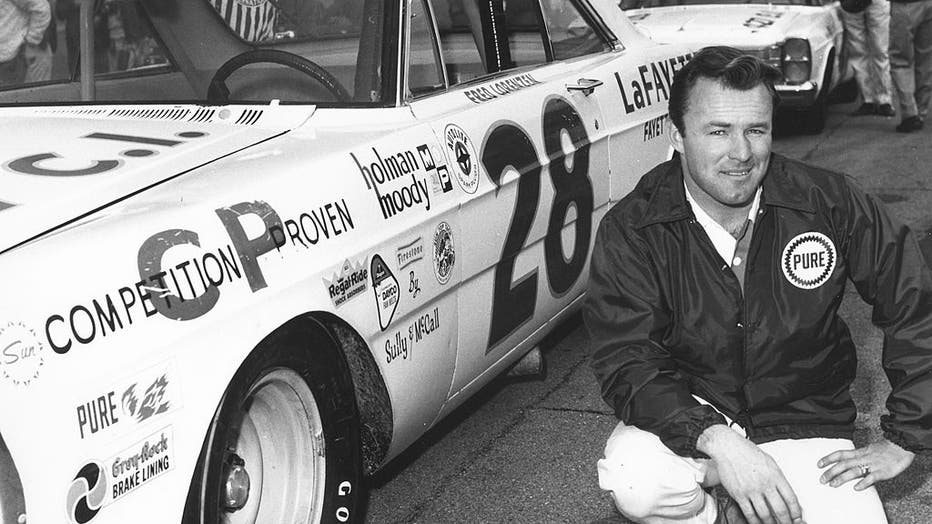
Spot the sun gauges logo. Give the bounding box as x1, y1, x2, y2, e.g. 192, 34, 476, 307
66, 428, 174, 523
371, 255, 399, 331
0, 320, 45, 386
782, 232, 836, 289
433, 222, 455, 285
443, 124, 479, 194
325, 259, 369, 308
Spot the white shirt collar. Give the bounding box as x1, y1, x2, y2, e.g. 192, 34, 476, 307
684, 182, 762, 264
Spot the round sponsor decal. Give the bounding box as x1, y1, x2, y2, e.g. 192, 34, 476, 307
443, 124, 479, 194
433, 222, 455, 285
66, 462, 107, 524
781, 232, 836, 289
0, 320, 44, 386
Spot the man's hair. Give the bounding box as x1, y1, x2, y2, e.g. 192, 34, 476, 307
669, 46, 782, 132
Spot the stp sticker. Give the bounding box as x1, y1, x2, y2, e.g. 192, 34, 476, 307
433, 222, 455, 285
0, 320, 45, 387
443, 124, 479, 194
781, 232, 836, 289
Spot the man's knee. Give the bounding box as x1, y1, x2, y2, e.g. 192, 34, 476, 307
598, 424, 707, 519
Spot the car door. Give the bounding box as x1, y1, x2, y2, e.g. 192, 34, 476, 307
408, 0, 616, 410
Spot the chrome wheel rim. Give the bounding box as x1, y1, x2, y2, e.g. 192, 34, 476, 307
219, 368, 326, 524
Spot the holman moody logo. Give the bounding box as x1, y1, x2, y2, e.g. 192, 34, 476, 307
352, 146, 431, 220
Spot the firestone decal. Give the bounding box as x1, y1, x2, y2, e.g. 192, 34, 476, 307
782, 232, 836, 289
395, 237, 424, 270
325, 259, 369, 308
371, 255, 399, 331
615, 53, 693, 114
0, 320, 44, 386
66, 427, 174, 523
433, 222, 455, 285
444, 124, 479, 194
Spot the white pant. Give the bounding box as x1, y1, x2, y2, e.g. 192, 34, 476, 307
597, 422, 888, 524
842, 0, 893, 105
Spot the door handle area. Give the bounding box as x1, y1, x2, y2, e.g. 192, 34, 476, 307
565, 78, 604, 96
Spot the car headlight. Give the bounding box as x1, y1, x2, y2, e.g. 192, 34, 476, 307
745, 45, 782, 71
781, 38, 811, 85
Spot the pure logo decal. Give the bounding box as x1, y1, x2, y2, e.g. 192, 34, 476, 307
782, 232, 836, 289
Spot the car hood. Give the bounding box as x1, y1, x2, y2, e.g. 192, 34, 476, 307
0, 104, 314, 254
628, 5, 804, 47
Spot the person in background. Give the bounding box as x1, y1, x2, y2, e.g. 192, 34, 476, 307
586, 46, 930, 523
209, 0, 278, 43
889, 0, 932, 132
0, 0, 50, 86
842, 0, 896, 117
23, 0, 54, 83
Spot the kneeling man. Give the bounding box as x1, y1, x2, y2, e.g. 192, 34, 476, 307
584, 46, 929, 524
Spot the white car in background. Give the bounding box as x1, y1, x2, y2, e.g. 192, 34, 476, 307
0, 0, 689, 523
622, 0, 854, 133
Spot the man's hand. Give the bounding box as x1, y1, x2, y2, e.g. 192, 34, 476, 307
698, 425, 804, 524
818, 439, 915, 491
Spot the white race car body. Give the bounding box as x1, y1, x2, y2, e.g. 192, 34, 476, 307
625, 0, 852, 131
0, 1, 691, 522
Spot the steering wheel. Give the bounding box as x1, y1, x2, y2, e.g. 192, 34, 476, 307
207, 49, 351, 103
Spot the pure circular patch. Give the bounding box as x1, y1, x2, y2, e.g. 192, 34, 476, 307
781, 232, 836, 289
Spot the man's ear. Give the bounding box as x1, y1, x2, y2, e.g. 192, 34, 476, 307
669, 120, 685, 154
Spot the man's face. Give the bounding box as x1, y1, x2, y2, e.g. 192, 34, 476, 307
670, 77, 773, 214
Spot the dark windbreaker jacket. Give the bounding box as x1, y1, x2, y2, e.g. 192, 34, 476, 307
585, 154, 932, 458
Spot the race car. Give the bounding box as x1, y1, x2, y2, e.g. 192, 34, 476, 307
0, 1, 690, 522
621, 0, 854, 134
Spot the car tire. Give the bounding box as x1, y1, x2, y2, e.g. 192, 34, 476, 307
184, 316, 362, 524
796, 86, 828, 135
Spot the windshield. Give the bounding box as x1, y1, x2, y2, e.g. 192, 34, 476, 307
623, 0, 818, 7
0, 0, 390, 106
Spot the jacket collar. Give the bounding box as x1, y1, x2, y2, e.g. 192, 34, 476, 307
636, 153, 815, 229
